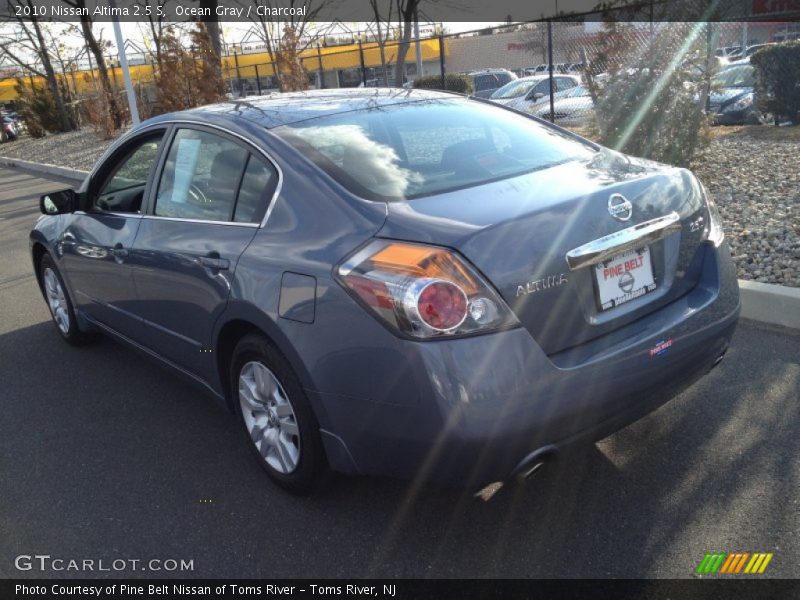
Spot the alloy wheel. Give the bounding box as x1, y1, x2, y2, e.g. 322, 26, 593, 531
43, 267, 70, 334
238, 361, 301, 474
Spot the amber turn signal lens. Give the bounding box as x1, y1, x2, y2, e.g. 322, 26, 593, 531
337, 240, 518, 339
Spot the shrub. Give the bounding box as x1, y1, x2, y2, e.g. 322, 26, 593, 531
187, 22, 227, 106
585, 22, 713, 167
750, 41, 800, 124
153, 24, 226, 115
413, 74, 474, 95
73, 72, 128, 140
13, 79, 59, 138
275, 26, 309, 92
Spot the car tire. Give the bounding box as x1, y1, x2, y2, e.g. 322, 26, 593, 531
230, 333, 330, 495
38, 253, 91, 345
748, 109, 774, 125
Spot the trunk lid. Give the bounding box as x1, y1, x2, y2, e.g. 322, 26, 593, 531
377, 150, 709, 355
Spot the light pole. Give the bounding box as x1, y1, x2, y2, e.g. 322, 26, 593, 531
109, 0, 139, 125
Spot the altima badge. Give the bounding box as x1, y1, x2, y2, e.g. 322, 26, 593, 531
516, 273, 568, 297
608, 193, 633, 222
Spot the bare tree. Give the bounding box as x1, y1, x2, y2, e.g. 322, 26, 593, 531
368, 0, 395, 86
60, 0, 125, 129
135, 0, 172, 65
393, 0, 421, 86
198, 0, 222, 59
153, 23, 225, 113
1, 0, 74, 131
367, 0, 423, 87
241, 0, 332, 91
44, 25, 77, 98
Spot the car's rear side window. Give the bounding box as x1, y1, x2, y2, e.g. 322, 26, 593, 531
233, 156, 277, 223
274, 98, 595, 201
473, 75, 496, 91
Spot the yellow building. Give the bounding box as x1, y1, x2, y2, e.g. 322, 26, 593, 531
0, 38, 444, 104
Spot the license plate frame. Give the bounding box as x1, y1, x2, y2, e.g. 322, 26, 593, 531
593, 246, 657, 312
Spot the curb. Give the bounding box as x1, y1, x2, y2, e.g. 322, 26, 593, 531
738, 279, 800, 331
1, 157, 799, 331
0, 156, 88, 183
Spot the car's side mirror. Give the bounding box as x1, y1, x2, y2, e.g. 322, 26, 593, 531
40, 189, 77, 215
533, 92, 545, 100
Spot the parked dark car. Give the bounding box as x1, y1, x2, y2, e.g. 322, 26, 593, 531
32, 89, 739, 493
2, 115, 18, 141
708, 64, 770, 125
466, 68, 517, 98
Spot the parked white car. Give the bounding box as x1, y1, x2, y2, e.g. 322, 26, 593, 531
489, 76, 550, 106
501, 75, 582, 112
531, 85, 596, 127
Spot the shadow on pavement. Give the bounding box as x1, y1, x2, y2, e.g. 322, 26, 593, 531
1, 319, 797, 578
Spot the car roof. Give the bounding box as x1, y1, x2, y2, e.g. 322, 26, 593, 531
724, 59, 752, 67
147, 88, 460, 130
514, 75, 552, 82
469, 68, 513, 74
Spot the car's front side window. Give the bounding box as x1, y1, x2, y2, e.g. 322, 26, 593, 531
530, 80, 550, 98
155, 129, 250, 222
94, 134, 163, 213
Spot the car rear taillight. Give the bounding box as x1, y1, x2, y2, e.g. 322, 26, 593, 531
700, 182, 725, 247
336, 240, 519, 339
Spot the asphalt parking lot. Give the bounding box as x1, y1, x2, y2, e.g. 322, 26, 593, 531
1, 166, 798, 579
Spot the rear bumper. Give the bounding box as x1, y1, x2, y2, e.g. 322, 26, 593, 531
315, 242, 740, 486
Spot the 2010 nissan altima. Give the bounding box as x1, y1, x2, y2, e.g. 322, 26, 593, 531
31, 89, 739, 493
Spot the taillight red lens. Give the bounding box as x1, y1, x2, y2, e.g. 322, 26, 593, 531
337, 240, 518, 339
416, 280, 468, 331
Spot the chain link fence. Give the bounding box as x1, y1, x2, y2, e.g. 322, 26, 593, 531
2, 15, 798, 128
438, 20, 799, 131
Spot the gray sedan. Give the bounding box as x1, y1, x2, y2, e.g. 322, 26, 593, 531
31, 89, 739, 493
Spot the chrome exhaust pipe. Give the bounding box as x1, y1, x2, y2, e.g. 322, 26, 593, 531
711, 345, 729, 370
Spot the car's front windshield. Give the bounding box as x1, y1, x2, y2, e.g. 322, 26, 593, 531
274, 98, 596, 201
714, 65, 755, 88
491, 78, 539, 99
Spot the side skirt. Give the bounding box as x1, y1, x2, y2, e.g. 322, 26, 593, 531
80, 310, 227, 406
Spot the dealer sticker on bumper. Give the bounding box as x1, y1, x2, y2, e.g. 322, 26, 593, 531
595, 247, 656, 311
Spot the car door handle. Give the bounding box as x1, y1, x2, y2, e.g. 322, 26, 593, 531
198, 256, 230, 270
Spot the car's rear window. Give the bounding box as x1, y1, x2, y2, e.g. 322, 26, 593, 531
274, 99, 596, 201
